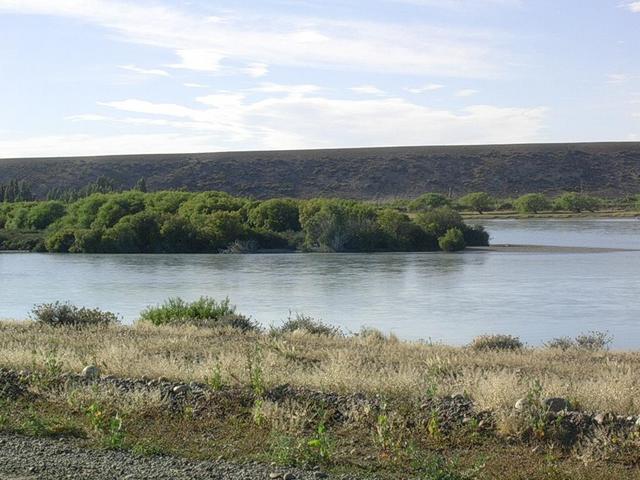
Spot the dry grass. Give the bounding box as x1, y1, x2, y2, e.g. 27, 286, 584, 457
1, 321, 639, 416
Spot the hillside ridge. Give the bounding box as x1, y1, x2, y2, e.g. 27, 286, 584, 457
1, 142, 639, 199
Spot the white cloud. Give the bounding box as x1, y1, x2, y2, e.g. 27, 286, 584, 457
244, 63, 269, 78
65, 114, 110, 122
0, 133, 224, 158
4, 90, 548, 157
118, 64, 169, 77
628, 2, 640, 13
350, 85, 386, 96
0, 0, 507, 78
455, 89, 478, 97
183, 82, 208, 88
607, 73, 628, 84
389, 0, 521, 9
406, 84, 445, 94
251, 83, 324, 95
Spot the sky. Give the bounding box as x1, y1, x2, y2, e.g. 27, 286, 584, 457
0, 0, 639, 158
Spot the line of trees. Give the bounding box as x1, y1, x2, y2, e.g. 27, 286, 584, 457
405, 191, 640, 214
0, 190, 489, 253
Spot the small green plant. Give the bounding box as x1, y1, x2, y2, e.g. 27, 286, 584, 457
247, 346, 265, 396
427, 409, 442, 441
208, 363, 224, 391
268, 423, 334, 467
306, 422, 333, 463
252, 398, 266, 426
31, 301, 119, 327
138, 296, 257, 331
86, 402, 126, 449
469, 334, 523, 351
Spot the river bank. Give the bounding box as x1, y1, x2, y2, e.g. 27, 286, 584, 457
1, 321, 639, 479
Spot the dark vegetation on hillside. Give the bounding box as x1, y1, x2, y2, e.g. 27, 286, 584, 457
1, 142, 640, 200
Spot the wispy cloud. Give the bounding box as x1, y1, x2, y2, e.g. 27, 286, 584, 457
54, 90, 548, 153
628, 2, 640, 13
0, 0, 507, 78
118, 64, 170, 77
350, 85, 386, 96
183, 83, 208, 88
406, 84, 445, 94
606, 73, 629, 84
455, 89, 478, 97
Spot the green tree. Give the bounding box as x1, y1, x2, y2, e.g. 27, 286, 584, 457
554, 192, 601, 213
92, 191, 146, 229
299, 199, 380, 252
458, 192, 494, 214
248, 198, 301, 232
377, 208, 436, 251
25, 201, 66, 229
514, 193, 551, 214
414, 207, 464, 238
438, 227, 466, 252
134, 177, 148, 193
408, 193, 451, 212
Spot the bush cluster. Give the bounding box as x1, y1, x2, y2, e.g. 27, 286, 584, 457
1, 191, 489, 253
469, 334, 523, 351
138, 296, 257, 331
31, 301, 119, 327
273, 313, 343, 337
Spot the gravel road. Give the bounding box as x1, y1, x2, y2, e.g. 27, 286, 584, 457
0, 434, 344, 480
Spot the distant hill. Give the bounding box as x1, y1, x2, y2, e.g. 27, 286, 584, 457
1, 142, 640, 200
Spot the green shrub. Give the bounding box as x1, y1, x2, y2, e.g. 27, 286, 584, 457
574, 331, 612, 351
457, 192, 494, 214
545, 331, 612, 351
408, 193, 451, 212
554, 193, 601, 213
469, 334, 523, 351
415, 207, 464, 238
138, 296, 257, 331
248, 199, 301, 232
25, 201, 66, 229
461, 224, 489, 246
274, 313, 342, 336
438, 227, 466, 252
31, 301, 119, 327
514, 193, 551, 214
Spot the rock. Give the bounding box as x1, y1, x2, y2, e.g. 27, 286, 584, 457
269, 473, 282, 479
81, 365, 100, 379
283, 473, 295, 480
594, 413, 606, 425
635, 417, 640, 428
514, 398, 527, 410
544, 397, 569, 413
173, 384, 189, 394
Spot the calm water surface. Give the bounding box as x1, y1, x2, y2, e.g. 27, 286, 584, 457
1, 219, 639, 347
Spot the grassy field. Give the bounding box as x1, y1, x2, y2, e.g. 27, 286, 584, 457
1, 321, 639, 479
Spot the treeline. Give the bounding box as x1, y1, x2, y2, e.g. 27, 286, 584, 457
0, 176, 147, 203
0, 191, 488, 253
397, 191, 640, 214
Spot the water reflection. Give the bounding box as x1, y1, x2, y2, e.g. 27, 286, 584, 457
1, 219, 639, 348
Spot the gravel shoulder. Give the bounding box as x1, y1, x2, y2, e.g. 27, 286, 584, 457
0, 434, 337, 480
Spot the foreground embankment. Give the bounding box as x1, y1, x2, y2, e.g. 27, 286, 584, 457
1, 321, 639, 479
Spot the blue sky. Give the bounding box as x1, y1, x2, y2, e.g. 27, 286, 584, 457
0, 0, 639, 157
